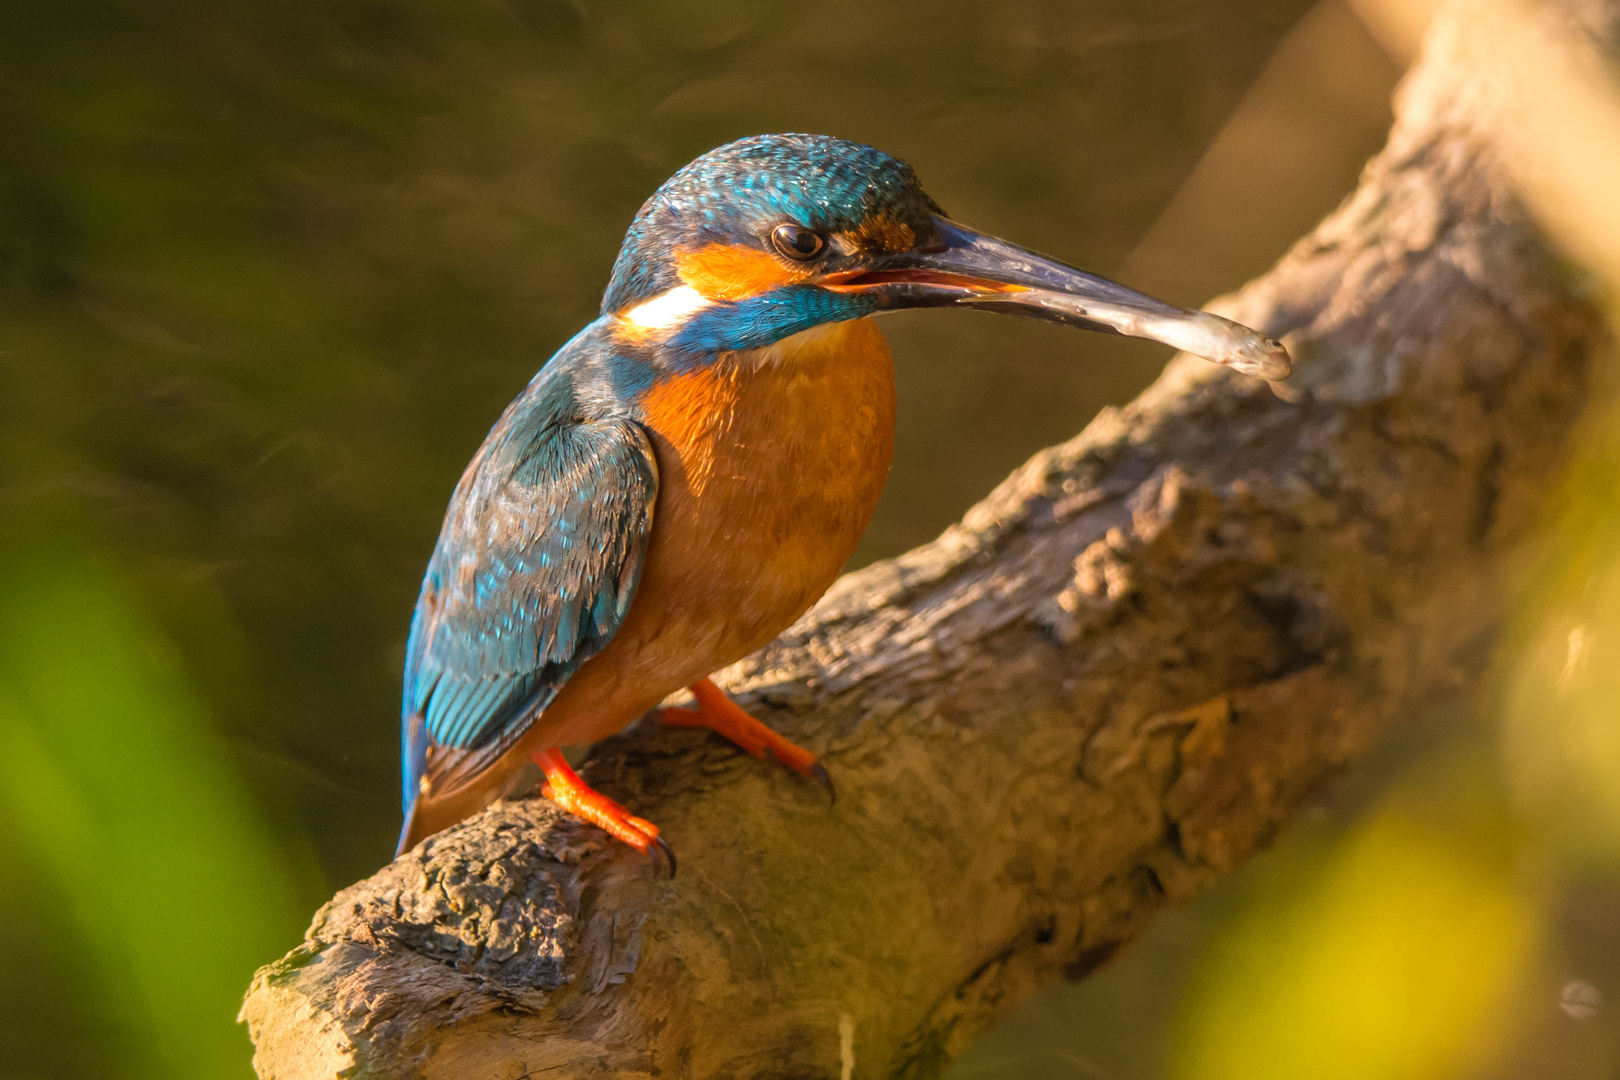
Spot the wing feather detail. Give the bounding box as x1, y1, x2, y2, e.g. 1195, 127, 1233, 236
399, 413, 658, 822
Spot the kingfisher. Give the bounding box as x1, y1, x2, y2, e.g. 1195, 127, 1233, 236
397, 133, 1289, 867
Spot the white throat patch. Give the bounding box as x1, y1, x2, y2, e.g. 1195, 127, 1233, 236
619, 285, 713, 331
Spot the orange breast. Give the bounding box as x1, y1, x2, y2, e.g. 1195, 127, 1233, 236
524, 316, 897, 748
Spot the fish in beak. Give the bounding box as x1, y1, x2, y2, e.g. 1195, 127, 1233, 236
823, 215, 1291, 380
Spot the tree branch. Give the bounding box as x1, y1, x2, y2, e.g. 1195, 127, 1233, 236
241, 8, 1612, 1077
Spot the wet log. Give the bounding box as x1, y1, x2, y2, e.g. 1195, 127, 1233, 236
241, 5, 1612, 1076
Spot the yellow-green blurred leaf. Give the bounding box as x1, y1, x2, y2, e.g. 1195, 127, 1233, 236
1172, 810, 1537, 1080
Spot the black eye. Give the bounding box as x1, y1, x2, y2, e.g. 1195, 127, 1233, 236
771, 223, 825, 261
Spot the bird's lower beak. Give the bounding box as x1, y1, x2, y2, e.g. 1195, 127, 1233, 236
822, 215, 1291, 380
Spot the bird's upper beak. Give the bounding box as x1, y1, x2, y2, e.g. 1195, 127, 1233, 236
822, 215, 1291, 380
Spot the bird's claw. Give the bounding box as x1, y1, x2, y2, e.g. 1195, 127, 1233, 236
809, 761, 836, 805
650, 835, 678, 878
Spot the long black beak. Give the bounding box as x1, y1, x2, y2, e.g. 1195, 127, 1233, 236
823, 215, 1290, 380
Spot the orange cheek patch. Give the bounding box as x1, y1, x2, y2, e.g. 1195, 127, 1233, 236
841, 214, 917, 254
676, 244, 810, 301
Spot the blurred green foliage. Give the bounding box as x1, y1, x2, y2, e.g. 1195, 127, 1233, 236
0, 521, 308, 1079
1500, 396, 1620, 868
1171, 759, 1538, 1080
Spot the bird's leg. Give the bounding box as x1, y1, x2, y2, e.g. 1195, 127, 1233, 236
533, 748, 675, 874
656, 678, 834, 800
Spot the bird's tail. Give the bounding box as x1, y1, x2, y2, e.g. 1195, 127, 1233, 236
396, 712, 430, 857
395, 775, 498, 857
395, 715, 521, 857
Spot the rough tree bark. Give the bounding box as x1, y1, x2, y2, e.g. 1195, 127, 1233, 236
241, 6, 1614, 1077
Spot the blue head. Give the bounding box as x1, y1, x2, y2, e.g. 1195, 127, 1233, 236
599, 133, 1292, 377
602, 134, 945, 357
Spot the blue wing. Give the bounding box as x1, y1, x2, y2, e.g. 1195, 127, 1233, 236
399, 380, 658, 841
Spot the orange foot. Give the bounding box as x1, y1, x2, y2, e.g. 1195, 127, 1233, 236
533, 748, 675, 876
656, 677, 835, 801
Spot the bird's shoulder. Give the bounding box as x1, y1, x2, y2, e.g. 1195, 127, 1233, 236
453, 320, 653, 502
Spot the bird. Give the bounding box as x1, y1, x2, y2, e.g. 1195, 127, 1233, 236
396, 133, 1289, 867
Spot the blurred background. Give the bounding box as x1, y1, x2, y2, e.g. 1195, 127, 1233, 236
1, 0, 1616, 1077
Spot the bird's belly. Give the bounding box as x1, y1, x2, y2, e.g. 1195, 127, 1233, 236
532, 317, 897, 746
